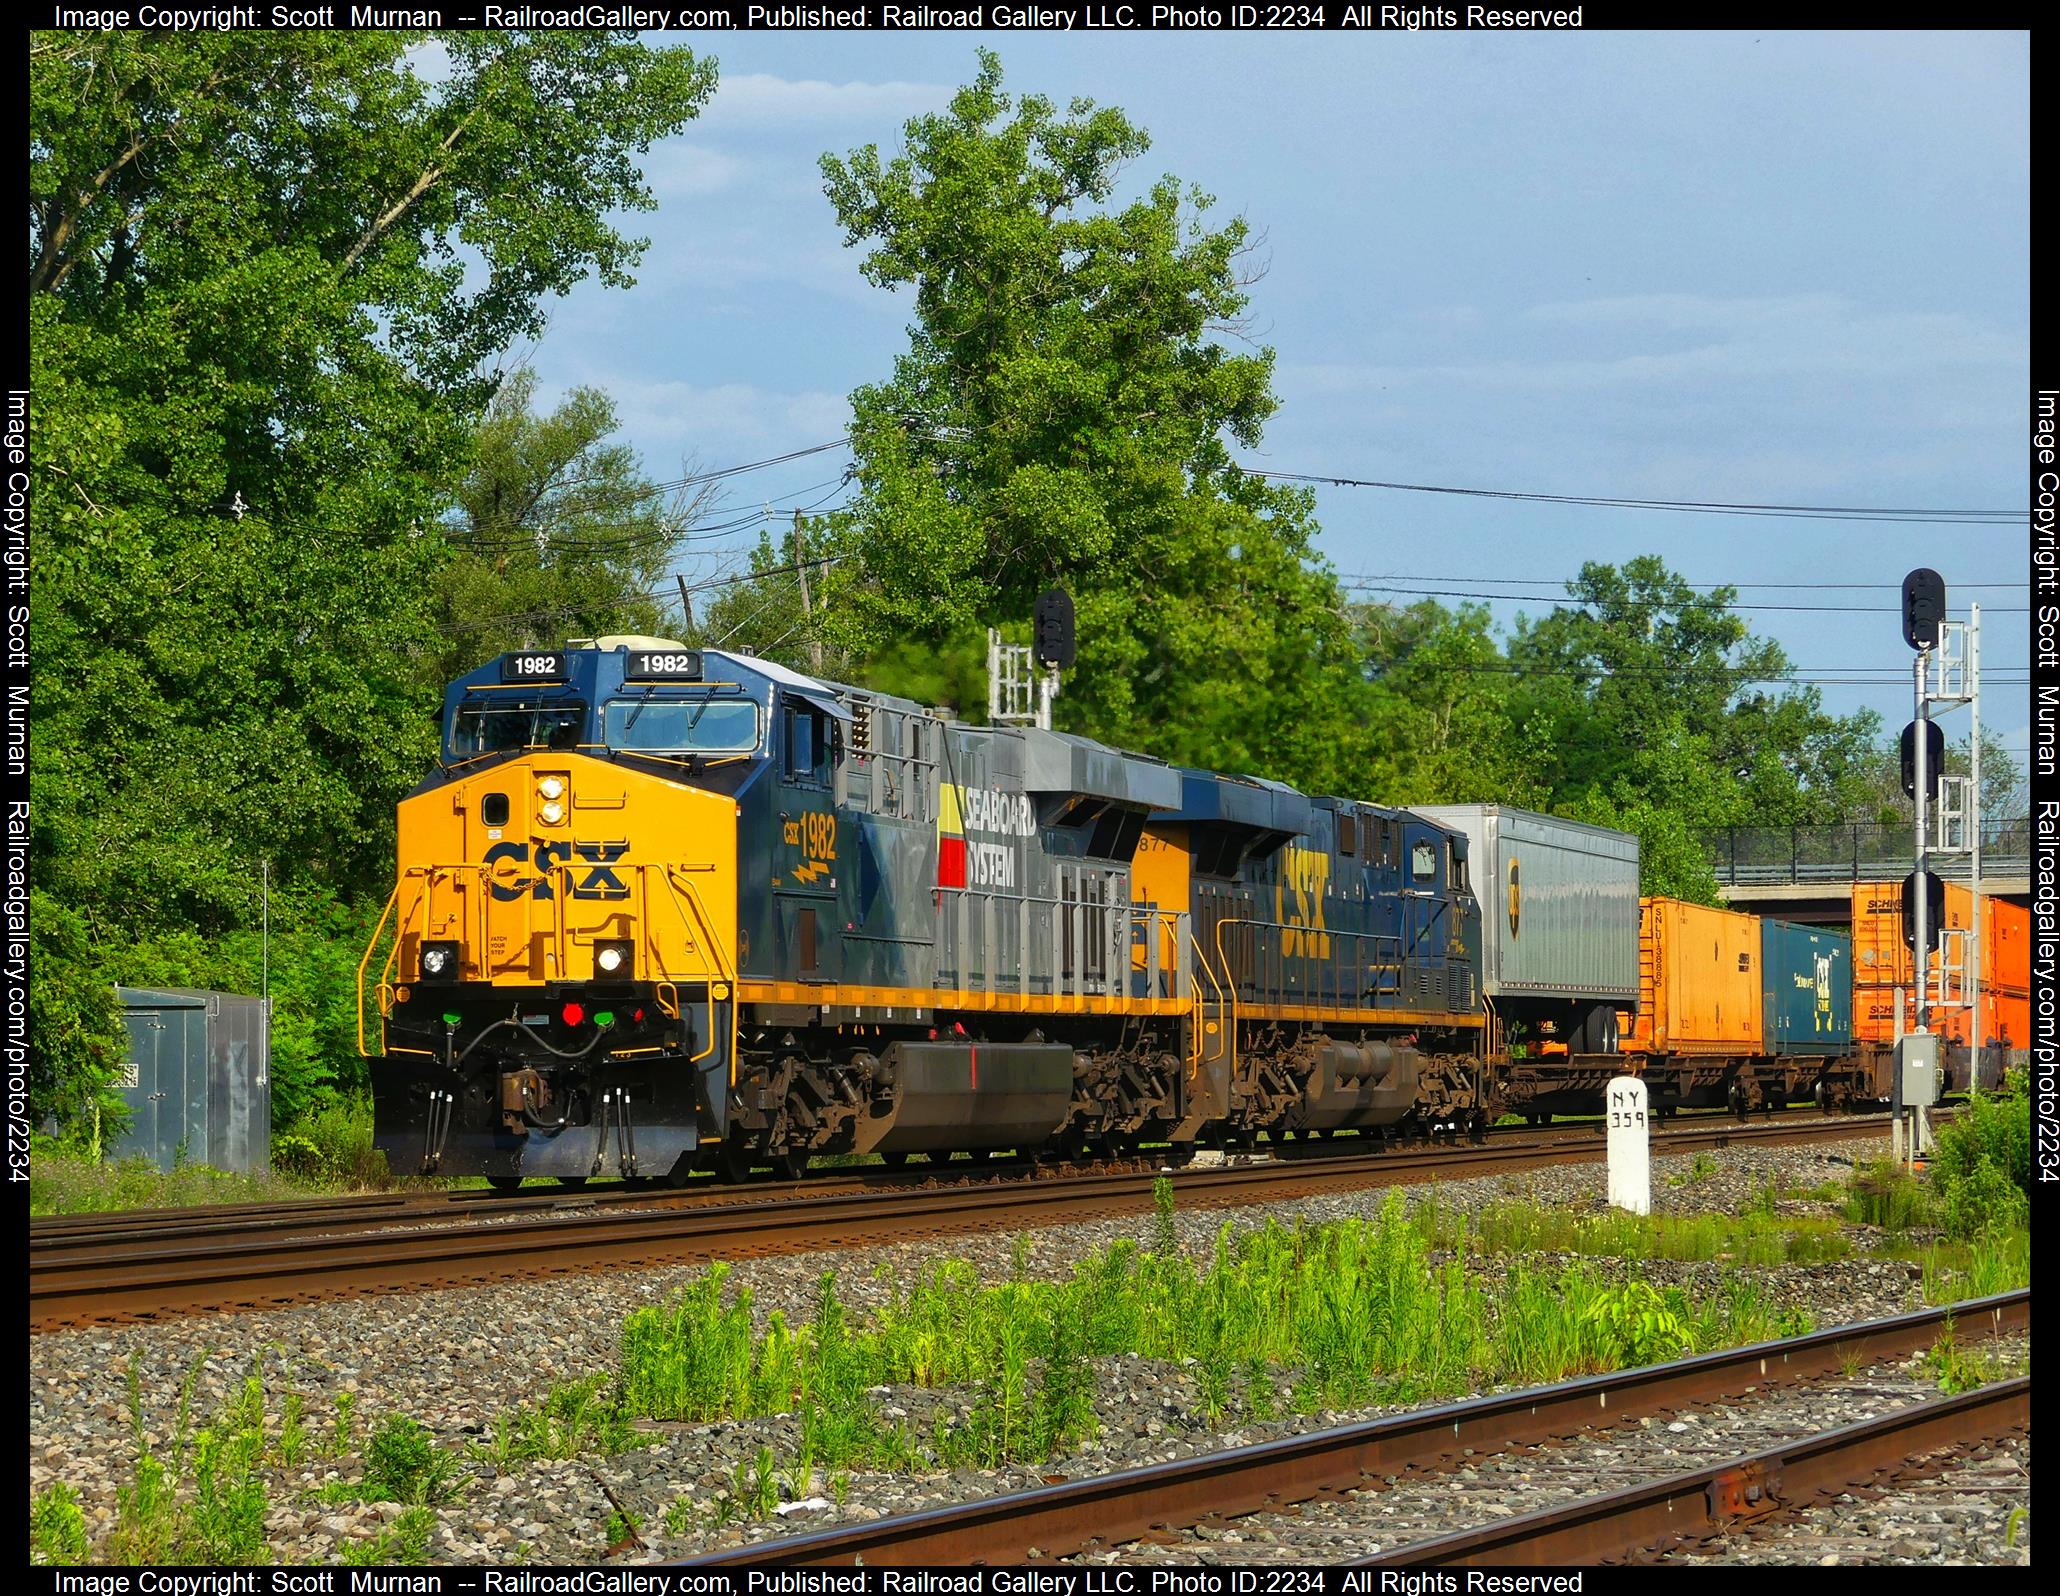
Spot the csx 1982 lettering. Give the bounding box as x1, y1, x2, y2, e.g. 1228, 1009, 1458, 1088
501, 651, 566, 681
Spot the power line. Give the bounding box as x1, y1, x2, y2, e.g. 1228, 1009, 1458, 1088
1247, 467, 2019, 526
1342, 574, 2024, 592
1339, 580, 2028, 615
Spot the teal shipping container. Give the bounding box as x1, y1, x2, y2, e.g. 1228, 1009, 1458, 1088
1760, 920, 1852, 1056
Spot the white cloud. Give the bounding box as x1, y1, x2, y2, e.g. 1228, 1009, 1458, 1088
697, 73, 949, 132
597, 375, 853, 463
646, 143, 748, 197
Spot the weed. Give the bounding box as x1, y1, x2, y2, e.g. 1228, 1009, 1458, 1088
2005, 1507, 2026, 1549
1583, 1280, 1692, 1366
1152, 1174, 1178, 1257
340, 1506, 436, 1566
277, 1392, 309, 1470
604, 1507, 642, 1547
470, 1376, 634, 1469
30, 1484, 89, 1566
328, 1392, 358, 1459
1921, 1229, 2032, 1305
610, 1191, 1840, 1479
1924, 1323, 1988, 1394
729, 1446, 780, 1520
664, 1495, 698, 1537
362, 1415, 462, 1507
1844, 1161, 1931, 1231
829, 1472, 851, 1508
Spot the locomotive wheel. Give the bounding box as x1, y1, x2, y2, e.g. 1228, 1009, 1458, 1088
1160, 1140, 1197, 1169
661, 1154, 696, 1189
768, 1149, 807, 1182
879, 1151, 910, 1169
925, 1150, 956, 1168
712, 1138, 753, 1184
556, 1175, 588, 1189
486, 1175, 524, 1193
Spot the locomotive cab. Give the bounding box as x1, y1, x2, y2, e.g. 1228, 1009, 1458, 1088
365, 639, 759, 1187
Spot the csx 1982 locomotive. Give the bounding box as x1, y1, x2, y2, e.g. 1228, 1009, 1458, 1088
364, 638, 1498, 1187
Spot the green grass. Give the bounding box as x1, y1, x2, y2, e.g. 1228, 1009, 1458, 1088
614, 1187, 1812, 1482
30, 1154, 331, 1216
1415, 1195, 1852, 1268
32, 1096, 400, 1215
1921, 1229, 2032, 1305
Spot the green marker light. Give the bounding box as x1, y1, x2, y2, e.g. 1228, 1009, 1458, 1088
443, 1012, 462, 1026
594, 1010, 616, 1029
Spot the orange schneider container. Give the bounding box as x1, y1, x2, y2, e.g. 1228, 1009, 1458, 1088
1850, 883, 2030, 1046
1622, 897, 1763, 1055
1987, 897, 2030, 996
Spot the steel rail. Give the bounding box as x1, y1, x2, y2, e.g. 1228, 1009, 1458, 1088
32, 1115, 1911, 1333
30, 1108, 1913, 1250
1356, 1375, 2031, 1566
679, 1292, 2029, 1567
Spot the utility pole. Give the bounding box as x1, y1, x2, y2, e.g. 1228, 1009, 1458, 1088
674, 574, 697, 644
792, 509, 824, 674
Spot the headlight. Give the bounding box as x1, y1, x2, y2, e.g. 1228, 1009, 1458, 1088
539, 801, 565, 825
538, 777, 565, 799
419, 941, 459, 980
594, 940, 633, 978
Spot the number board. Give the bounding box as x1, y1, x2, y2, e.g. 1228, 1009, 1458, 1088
500, 651, 567, 682
624, 649, 703, 682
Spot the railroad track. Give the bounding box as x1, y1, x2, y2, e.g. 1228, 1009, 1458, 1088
682, 1291, 2030, 1567
31, 1113, 1909, 1334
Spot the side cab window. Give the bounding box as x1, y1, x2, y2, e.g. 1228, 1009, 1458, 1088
781, 697, 833, 788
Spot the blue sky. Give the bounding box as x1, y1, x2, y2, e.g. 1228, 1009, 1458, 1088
509, 29, 2031, 778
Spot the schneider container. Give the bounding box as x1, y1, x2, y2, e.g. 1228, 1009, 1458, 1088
1412, 804, 1639, 1049
1850, 884, 2029, 1048
1759, 919, 1852, 1056
1621, 898, 1762, 1055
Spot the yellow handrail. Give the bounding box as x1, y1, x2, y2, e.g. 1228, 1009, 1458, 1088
1189, 924, 1226, 1077
355, 881, 403, 1056
664, 865, 739, 1082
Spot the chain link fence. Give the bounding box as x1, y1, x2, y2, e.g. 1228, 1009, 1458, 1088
1704, 816, 2031, 886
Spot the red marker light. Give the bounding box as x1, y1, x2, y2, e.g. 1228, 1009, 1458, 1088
632, 1007, 646, 1024
561, 1001, 586, 1027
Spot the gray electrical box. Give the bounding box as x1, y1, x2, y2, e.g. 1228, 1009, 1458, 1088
1895, 1031, 1939, 1110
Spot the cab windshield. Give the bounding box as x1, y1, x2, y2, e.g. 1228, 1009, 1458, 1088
604, 694, 760, 755
449, 698, 589, 759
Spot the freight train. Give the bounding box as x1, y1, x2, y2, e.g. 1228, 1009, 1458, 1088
361, 640, 2008, 1186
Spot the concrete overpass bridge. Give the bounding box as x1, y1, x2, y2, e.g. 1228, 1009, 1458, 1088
1706, 821, 2031, 926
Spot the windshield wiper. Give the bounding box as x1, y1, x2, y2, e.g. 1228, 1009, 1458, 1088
684, 696, 715, 739
623, 686, 657, 736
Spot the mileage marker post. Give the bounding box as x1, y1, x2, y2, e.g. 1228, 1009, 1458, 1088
1605, 1074, 1650, 1215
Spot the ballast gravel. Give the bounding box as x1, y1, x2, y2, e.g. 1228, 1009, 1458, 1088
27, 1127, 1986, 1566
1062, 1335, 2030, 1567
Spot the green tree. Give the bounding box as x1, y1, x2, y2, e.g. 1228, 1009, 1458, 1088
814, 51, 1371, 790
1353, 599, 1545, 808
29, 31, 716, 1128
1496, 557, 1881, 893
423, 368, 712, 694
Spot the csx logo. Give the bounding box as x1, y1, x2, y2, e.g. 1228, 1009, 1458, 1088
1276, 844, 1331, 959
483, 840, 629, 900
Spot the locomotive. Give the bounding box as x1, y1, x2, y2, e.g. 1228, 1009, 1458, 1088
363, 638, 1961, 1187
363, 639, 1489, 1187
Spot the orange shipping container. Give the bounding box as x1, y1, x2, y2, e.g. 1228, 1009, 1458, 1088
1849, 881, 1976, 992
1849, 884, 2028, 1043
1623, 898, 1763, 1054
1852, 983, 2028, 1053
1987, 897, 2030, 995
